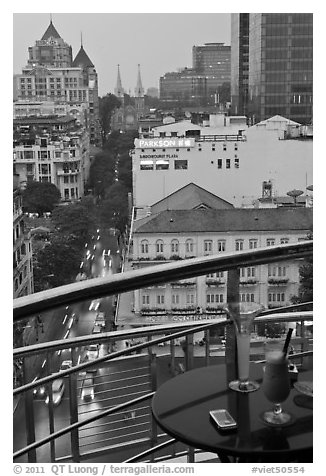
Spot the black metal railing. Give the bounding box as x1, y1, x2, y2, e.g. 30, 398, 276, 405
13, 242, 313, 463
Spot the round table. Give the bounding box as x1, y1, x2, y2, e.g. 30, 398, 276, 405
152, 363, 313, 462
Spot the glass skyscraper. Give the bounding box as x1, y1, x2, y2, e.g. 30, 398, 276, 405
231, 13, 313, 124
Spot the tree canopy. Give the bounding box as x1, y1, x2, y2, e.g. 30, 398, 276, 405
51, 202, 97, 246
99, 94, 121, 145
291, 232, 313, 304
22, 181, 61, 215
98, 182, 129, 233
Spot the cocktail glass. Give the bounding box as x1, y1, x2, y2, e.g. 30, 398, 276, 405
225, 301, 264, 393
262, 340, 292, 425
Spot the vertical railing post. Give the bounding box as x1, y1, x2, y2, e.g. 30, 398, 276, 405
69, 347, 80, 462
170, 338, 176, 377
204, 328, 210, 366
185, 333, 194, 371
45, 352, 55, 462
23, 357, 37, 462
226, 268, 240, 382
149, 353, 158, 457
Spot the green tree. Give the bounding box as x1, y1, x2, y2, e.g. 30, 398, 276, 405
98, 182, 129, 233
86, 151, 115, 198
22, 181, 61, 215
99, 94, 121, 145
33, 235, 82, 291
51, 202, 97, 246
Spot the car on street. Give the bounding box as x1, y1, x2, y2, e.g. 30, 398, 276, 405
45, 378, 65, 406
92, 323, 102, 334
95, 311, 106, 327
81, 375, 94, 402
86, 344, 100, 372
60, 360, 72, 371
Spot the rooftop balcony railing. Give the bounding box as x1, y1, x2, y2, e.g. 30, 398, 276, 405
13, 241, 313, 463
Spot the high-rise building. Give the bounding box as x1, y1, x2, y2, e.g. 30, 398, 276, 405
231, 13, 313, 124
230, 14, 249, 115
14, 20, 101, 145
160, 43, 231, 108
192, 42, 231, 90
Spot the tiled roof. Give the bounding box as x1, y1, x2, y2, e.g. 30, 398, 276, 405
41, 21, 61, 40
133, 208, 313, 234
72, 46, 94, 68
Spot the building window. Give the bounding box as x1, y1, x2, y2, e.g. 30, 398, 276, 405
226, 159, 230, 169
249, 239, 258, 249
157, 295, 165, 305
266, 239, 275, 246
235, 143, 238, 151
204, 240, 213, 253
223, 144, 227, 151
216, 271, 224, 278
174, 160, 188, 170
64, 189, 69, 200
268, 265, 276, 277
171, 239, 179, 254
280, 238, 289, 244
217, 159, 222, 169
234, 158, 240, 168
268, 293, 285, 303
217, 240, 226, 252
141, 240, 149, 254
235, 240, 244, 251
247, 267, 256, 278
172, 294, 179, 305
142, 295, 150, 305
156, 240, 164, 254
241, 293, 255, 302
186, 239, 194, 253
186, 294, 195, 304
278, 266, 287, 277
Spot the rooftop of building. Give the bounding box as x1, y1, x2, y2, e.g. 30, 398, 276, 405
150, 183, 234, 214
133, 207, 313, 234
72, 45, 94, 68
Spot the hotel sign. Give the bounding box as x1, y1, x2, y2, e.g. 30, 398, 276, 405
135, 138, 195, 149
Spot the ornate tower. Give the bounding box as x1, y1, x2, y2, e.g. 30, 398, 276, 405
114, 64, 125, 102
28, 17, 73, 68
134, 64, 145, 118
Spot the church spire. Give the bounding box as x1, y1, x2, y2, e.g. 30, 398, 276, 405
114, 64, 124, 98
135, 64, 144, 97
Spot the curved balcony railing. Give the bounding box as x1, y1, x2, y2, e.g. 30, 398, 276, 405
13, 242, 313, 463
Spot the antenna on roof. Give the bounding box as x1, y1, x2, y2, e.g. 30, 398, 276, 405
80, 31, 83, 48
50, 13, 53, 23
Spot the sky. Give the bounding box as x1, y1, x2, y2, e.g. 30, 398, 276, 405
13, 12, 231, 96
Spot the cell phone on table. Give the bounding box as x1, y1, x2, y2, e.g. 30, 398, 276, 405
210, 409, 237, 431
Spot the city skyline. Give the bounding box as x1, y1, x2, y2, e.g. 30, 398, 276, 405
13, 12, 231, 96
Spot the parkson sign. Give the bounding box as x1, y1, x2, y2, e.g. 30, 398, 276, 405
134, 138, 195, 149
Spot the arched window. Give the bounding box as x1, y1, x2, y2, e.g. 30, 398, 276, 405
156, 240, 164, 254
185, 239, 194, 254
140, 240, 149, 255
171, 239, 179, 254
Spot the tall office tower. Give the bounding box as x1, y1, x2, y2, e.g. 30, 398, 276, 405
14, 19, 101, 145
247, 13, 313, 124
27, 19, 73, 68
192, 43, 231, 102
230, 13, 249, 115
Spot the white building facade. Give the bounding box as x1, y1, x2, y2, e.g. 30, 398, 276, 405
13, 117, 90, 202
130, 208, 312, 325
132, 115, 312, 209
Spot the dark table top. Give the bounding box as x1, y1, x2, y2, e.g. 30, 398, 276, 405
152, 363, 313, 462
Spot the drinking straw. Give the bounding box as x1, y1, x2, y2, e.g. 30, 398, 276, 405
282, 328, 293, 357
